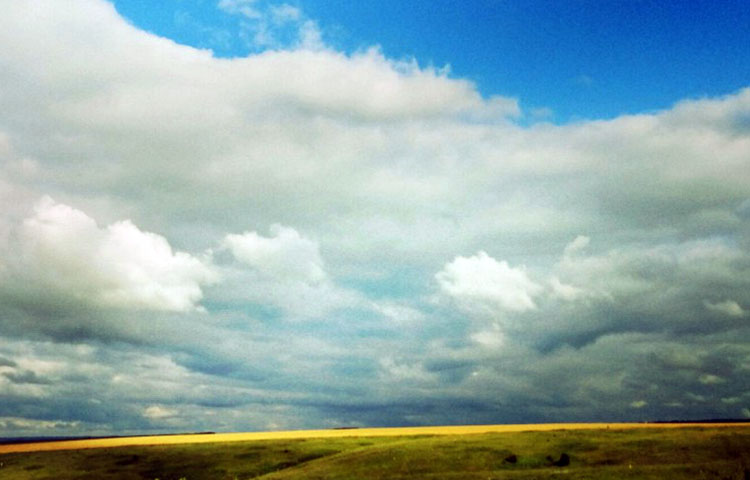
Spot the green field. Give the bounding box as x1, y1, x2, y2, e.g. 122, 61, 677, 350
1, 426, 749, 479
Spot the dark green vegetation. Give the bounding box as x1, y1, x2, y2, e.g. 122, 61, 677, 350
1, 427, 749, 479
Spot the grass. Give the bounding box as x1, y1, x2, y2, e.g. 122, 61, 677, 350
1, 426, 749, 479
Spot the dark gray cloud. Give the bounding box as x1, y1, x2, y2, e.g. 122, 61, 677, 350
0, 357, 16, 368
1, 370, 52, 385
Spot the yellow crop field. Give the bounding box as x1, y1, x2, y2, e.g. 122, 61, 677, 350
2, 422, 748, 455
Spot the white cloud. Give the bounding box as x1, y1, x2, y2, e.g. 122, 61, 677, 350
563, 235, 590, 257
703, 299, 746, 318
698, 374, 725, 385
379, 357, 436, 382
372, 302, 426, 325
219, 225, 366, 317
219, 0, 324, 51
143, 405, 178, 419
224, 224, 326, 284
470, 322, 505, 348
556, 237, 748, 305
436, 251, 542, 313
0, 417, 80, 431
2, 197, 217, 312
297, 19, 324, 51
530, 106, 554, 121
630, 400, 647, 408
218, 0, 261, 19
549, 276, 586, 301
271, 4, 302, 22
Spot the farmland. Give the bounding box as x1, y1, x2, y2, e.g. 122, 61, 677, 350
1, 424, 749, 479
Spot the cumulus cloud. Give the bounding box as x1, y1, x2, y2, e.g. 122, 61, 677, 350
470, 323, 505, 348
436, 251, 542, 313
548, 276, 587, 301
216, 225, 368, 318
143, 405, 178, 420
538, 236, 750, 348
563, 235, 590, 257
224, 225, 326, 284
1, 197, 218, 312
704, 300, 747, 318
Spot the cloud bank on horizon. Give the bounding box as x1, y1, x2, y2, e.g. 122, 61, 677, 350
0, 0, 749, 436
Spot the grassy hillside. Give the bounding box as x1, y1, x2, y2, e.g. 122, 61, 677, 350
1, 426, 749, 479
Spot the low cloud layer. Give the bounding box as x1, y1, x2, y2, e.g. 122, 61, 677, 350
0, 0, 749, 436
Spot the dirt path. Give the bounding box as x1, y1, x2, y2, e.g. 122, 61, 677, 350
2, 422, 748, 455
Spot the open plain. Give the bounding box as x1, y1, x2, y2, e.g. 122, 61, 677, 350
1, 423, 749, 479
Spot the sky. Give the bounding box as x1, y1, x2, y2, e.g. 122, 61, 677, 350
0, 0, 749, 437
